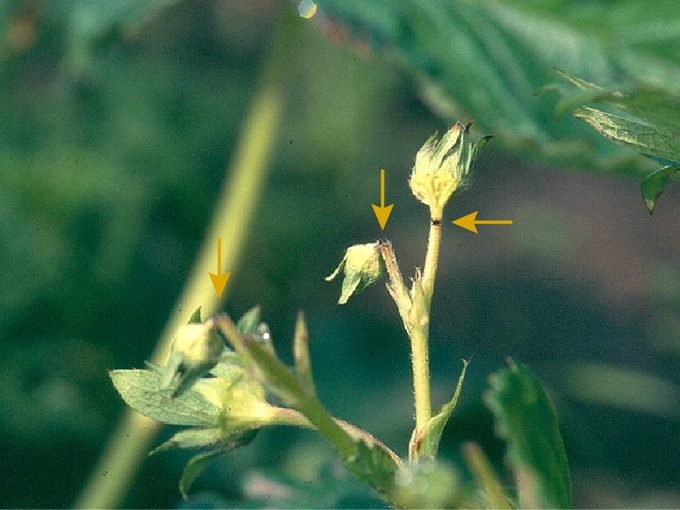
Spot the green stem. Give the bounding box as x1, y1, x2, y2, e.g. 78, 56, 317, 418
422, 218, 442, 305
411, 218, 442, 436
409, 274, 431, 435
217, 315, 357, 460
74, 11, 297, 509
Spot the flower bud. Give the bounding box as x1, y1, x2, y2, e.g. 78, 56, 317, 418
326, 242, 385, 304
409, 122, 492, 219
160, 321, 225, 397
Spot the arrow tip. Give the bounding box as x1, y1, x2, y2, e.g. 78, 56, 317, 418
453, 211, 479, 233
372, 204, 394, 230
209, 272, 230, 298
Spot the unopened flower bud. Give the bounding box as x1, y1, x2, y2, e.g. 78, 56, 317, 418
326, 242, 385, 304
161, 321, 225, 397
409, 122, 492, 219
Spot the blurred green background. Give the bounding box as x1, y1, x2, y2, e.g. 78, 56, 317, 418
1, 0, 680, 507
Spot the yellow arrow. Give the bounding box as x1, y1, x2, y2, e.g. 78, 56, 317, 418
453, 211, 512, 233
372, 169, 393, 230
208, 238, 230, 298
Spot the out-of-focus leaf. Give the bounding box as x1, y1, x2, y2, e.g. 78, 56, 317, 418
409, 360, 468, 461
179, 450, 223, 501
314, 0, 680, 172
484, 360, 572, 509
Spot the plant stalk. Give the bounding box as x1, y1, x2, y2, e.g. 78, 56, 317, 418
422, 218, 442, 305
411, 218, 442, 435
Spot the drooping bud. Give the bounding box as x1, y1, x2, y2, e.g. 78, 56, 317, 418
409, 122, 492, 219
326, 242, 385, 304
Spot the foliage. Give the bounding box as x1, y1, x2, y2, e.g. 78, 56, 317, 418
314, 0, 680, 174
546, 70, 680, 212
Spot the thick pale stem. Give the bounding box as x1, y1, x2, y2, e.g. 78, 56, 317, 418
411, 218, 442, 436
409, 304, 431, 433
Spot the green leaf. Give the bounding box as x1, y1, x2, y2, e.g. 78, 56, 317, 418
179, 450, 224, 501
484, 360, 572, 509
150, 427, 223, 454
409, 360, 468, 461
572, 107, 680, 163
109, 368, 219, 427
641, 164, 680, 213
315, 0, 680, 171
553, 71, 680, 209
343, 438, 399, 502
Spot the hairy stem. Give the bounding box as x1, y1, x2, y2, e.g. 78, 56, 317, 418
422, 218, 442, 305
409, 274, 431, 435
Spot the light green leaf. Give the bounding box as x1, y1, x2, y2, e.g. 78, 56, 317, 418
409, 360, 468, 461
180, 450, 224, 501
641, 164, 680, 213
484, 360, 572, 509
109, 368, 218, 427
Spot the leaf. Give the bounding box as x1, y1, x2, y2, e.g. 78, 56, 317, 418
409, 360, 468, 461
315, 0, 680, 172
553, 71, 680, 209
572, 107, 680, 163
484, 360, 572, 509
641, 164, 680, 213
109, 368, 218, 426
343, 438, 399, 502
179, 450, 224, 501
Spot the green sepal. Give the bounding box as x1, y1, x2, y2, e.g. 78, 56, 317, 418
409, 360, 468, 461
326, 243, 385, 305
150, 428, 223, 454
237, 306, 261, 336
484, 360, 572, 509
179, 450, 223, 501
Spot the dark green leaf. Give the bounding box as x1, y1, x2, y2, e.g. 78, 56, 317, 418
641, 164, 680, 213
484, 360, 572, 509
179, 450, 224, 501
